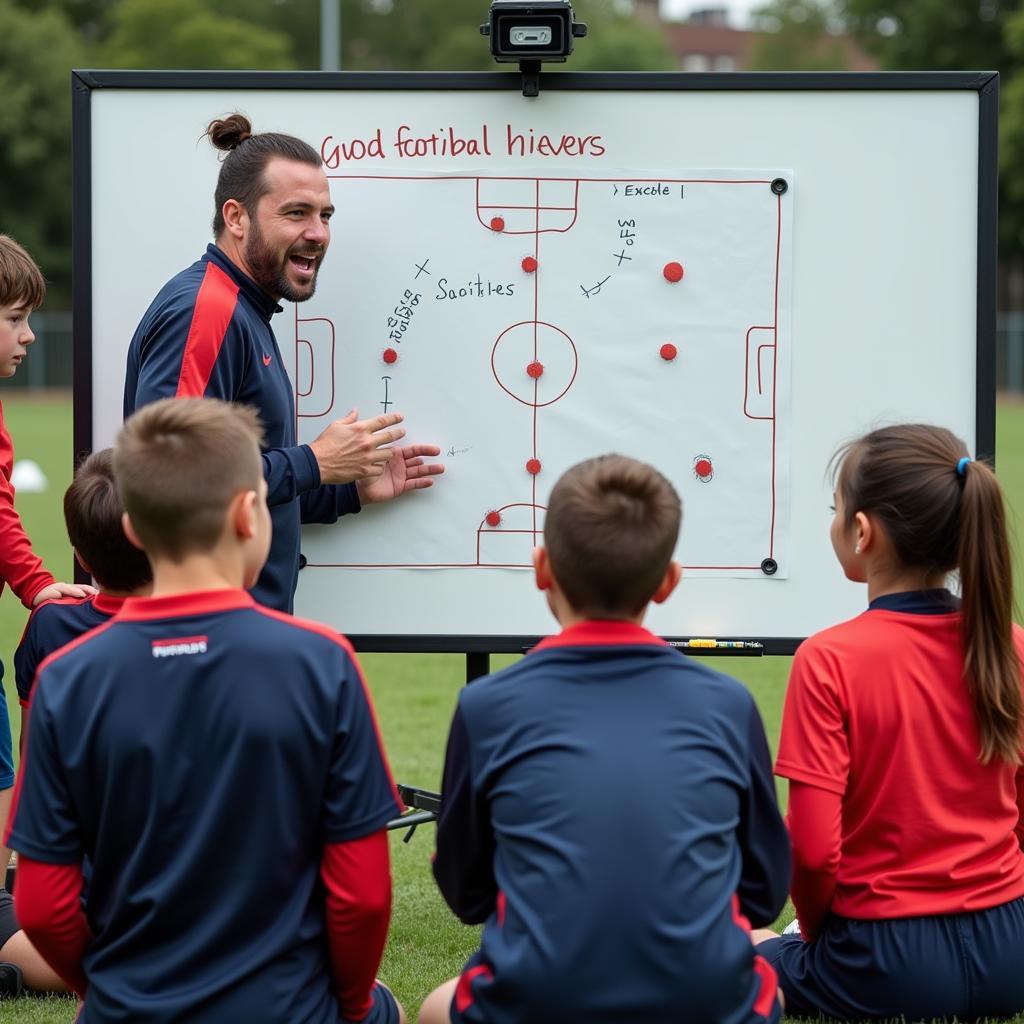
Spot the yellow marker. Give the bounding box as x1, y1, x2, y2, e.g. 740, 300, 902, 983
668, 639, 764, 651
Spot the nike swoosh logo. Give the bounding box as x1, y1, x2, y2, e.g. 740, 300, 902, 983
262, 354, 272, 366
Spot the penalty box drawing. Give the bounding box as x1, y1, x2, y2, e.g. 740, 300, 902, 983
285, 170, 792, 577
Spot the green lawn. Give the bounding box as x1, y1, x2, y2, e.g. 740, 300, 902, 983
0, 394, 1022, 1023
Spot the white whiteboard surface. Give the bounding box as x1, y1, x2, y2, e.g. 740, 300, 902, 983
79, 73, 992, 649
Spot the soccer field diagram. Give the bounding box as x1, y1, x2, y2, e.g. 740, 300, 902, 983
287, 170, 792, 577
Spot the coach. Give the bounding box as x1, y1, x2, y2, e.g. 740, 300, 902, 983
124, 113, 443, 613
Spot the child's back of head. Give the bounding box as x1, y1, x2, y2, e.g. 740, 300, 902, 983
544, 453, 681, 618
114, 396, 264, 562
66, 450, 151, 595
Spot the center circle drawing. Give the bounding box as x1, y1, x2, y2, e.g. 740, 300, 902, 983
491, 320, 579, 408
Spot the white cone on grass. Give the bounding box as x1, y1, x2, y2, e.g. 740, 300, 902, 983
11, 460, 48, 492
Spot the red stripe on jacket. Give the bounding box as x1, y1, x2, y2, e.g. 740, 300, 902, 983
730, 893, 780, 1018
175, 261, 240, 398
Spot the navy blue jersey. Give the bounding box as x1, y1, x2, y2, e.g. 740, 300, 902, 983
15, 594, 126, 707
8, 589, 401, 1024
433, 620, 791, 1024
124, 245, 360, 612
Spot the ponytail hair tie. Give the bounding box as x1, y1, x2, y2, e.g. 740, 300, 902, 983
956, 456, 972, 478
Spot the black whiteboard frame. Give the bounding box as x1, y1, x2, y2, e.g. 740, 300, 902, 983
71, 69, 999, 656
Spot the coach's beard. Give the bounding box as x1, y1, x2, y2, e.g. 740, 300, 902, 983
245, 224, 324, 304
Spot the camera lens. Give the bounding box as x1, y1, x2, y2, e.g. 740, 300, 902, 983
511, 27, 553, 45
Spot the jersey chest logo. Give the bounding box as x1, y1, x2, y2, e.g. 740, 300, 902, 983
152, 635, 208, 658
262, 353, 272, 366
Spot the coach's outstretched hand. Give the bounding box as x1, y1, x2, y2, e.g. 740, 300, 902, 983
308, 410, 407, 485
356, 443, 445, 504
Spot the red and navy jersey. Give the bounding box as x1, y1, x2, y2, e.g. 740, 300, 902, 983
123, 245, 360, 613
15, 593, 126, 708
0, 398, 54, 609
776, 589, 1024, 919
7, 589, 402, 1024
433, 620, 790, 1024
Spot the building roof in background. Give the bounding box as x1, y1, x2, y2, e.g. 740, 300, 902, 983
662, 21, 754, 63
650, 3, 878, 71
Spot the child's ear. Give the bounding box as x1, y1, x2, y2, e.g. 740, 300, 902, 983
854, 511, 874, 554
121, 512, 146, 552
651, 560, 682, 605
533, 546, 553, 591
231, 490, 258, 540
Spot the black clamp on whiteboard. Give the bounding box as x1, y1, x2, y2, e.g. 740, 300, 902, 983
520, 59, 542, 98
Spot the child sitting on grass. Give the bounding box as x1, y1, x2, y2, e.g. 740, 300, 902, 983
16, 448, 153, 739
755, 424, 1024, 1021
7, 397, 405, 1023
422, 453, 790, 1024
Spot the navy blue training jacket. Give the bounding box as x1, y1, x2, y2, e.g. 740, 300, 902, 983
123, 244, 359, 612
434, 619, 791, 1024
15, 593, 126, 708
8, 589, 401, 1023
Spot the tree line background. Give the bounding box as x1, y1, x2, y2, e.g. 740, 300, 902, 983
2, 0, 1021, 308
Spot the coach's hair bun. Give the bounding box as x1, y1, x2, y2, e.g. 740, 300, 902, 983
206, 113, 253, 151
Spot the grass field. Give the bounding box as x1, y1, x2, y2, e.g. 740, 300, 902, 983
0, 394, 1022, 1023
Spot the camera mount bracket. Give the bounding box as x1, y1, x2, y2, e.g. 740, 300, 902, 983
520, 59, 541, 98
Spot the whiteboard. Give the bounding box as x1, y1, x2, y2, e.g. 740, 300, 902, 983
73, 71, 997, 652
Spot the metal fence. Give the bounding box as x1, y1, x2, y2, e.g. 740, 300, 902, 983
16, 309, 1024, 394
1001, 311, 1024, 394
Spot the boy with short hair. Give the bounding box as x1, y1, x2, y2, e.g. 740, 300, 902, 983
421, 454, 791, 1024
6, 397, 405, 1024
16, 448, 153, 735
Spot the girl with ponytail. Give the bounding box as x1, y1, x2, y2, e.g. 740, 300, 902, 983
755, 424, 1024, 1021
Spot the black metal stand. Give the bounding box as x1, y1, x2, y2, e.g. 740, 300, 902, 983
466, 651, 491, 682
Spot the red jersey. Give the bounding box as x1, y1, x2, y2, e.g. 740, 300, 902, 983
0, 399, 53, 607
776, 590, 1024, 919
